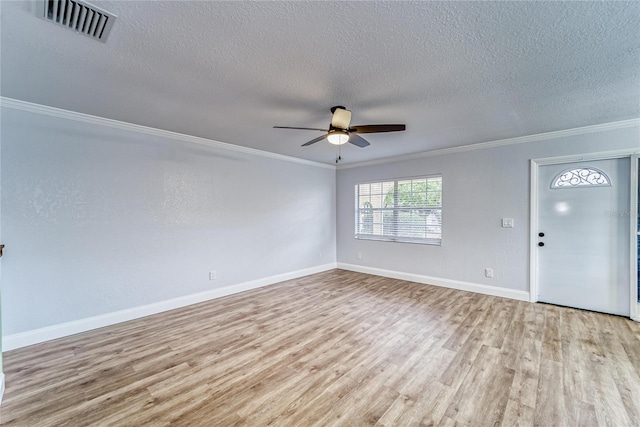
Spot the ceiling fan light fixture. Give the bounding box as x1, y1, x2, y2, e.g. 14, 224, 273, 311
327, 131, 349, 145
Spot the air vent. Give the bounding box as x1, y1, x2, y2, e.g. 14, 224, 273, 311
37, 0, 116, 43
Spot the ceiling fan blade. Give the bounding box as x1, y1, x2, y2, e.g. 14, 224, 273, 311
331, 108, 352, 130
349, 124, 406, 134
301, 134, 328, 147
274, 126, 328, 132
348, 134, 370, 148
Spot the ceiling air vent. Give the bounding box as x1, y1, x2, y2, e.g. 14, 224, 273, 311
37, 0, 116, 43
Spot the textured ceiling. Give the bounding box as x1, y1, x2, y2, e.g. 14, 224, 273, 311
2, 1, 639, 165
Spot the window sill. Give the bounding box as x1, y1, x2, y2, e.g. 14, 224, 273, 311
355, 236, 442, 246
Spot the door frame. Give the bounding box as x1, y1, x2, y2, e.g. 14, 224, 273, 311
631, 155, 639, 321
529, 149, 640, 321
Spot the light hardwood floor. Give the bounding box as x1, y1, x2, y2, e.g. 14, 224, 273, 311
1, 269, 640, 426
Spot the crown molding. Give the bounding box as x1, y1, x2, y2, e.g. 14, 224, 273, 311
337, 118, 640, 170
0, 97, 336, 170
4, 97, 637, 172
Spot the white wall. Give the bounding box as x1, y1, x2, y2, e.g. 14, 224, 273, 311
1, 106, 336, 338
337, 125, 640, 294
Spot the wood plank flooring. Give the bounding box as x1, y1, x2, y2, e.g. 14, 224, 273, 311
1, 269, 640, 426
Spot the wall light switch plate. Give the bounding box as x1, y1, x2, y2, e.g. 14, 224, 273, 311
502, 218, 514, 228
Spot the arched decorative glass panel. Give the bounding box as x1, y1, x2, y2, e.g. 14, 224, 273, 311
551, 167, 611, 189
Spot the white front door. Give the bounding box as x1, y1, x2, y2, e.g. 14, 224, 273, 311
537, 158, 630, 316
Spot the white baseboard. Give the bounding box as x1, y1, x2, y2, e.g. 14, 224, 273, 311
3, 263, 337, 351
0, 373, 5, 405
337, 263, 530, 302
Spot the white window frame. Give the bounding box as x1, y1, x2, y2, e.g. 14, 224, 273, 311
354, 175, 442, 245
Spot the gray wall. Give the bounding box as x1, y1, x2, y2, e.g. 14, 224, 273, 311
0, 105, 3, 375
337, 126, 640, 292
1, 107, 336, 336
2, 102, 638, 340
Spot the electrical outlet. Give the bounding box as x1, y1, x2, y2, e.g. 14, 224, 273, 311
356, 252, 362, 260
502, 218, 514, 228
485, 268, 494, 278
209, 270, 217, 280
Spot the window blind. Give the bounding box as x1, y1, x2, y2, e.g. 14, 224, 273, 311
355, 175, 442, 245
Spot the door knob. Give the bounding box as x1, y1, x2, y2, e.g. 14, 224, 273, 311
538, 232, 545, 237
538, 242, 544, 247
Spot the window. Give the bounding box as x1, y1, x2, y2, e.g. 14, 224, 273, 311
355, 175, 442, 245
551, 167, 611, 189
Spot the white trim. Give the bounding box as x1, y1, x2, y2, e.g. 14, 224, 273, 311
337, 263, 530, 302
631, 155, 639, 322
0, 373, 4, 406
338, 119, 640, 170
532, 149, 640, 166
2, 263, 337, 351
0, 97, 335, 170
4, 97, 636, 172
529, 159, 539, 303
